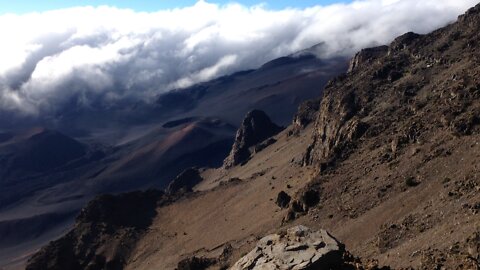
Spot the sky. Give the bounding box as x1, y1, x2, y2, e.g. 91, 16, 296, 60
0, 0, 477, 117
0, 1, 350, 14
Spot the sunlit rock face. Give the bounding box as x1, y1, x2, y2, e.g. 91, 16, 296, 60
232, 225, 345, 270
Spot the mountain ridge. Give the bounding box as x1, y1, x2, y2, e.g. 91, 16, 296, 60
26, 3, 480, 269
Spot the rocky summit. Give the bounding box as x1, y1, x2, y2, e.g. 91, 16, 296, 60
223, 110, 283, 168
232, 226, 345, 270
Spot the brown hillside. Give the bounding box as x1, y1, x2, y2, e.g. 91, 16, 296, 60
27, 3, 480, 270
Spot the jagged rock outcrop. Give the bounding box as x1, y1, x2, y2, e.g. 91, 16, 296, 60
166, 168, 203, 194
284, 187, 321, 222
224, 110, 283, 168
26, 190, 166, 270
232, 225, 345, 270
304, 3, 480, 167
289, 98, 321, 136
176, 256, 216, 270
348, 46, 388, 73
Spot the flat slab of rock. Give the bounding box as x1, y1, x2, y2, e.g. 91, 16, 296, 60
231, 225, 344, 270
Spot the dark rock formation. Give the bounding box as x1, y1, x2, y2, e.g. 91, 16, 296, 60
223, 110, 283, 168
275, 191, 291, 209
177, 256, 216, 270
253, 138, 276, 153
289, 98, 321, 136
166, 168, 203, 194
284, 187, 320, 222
26, 190, 166, 270
175, 244, 233, 270
348, 46, 388, 73
299, 189, 320, 209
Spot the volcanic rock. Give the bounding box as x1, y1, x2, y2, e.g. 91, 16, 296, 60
348, 46, 388, 73
304, 3, 480, 167
177, 256, 216, 270
276, 191, 291, 209
166, 168, 203, 194
224, 110, 283, 168
231, 225, 344, 270
289, 98, 322, 136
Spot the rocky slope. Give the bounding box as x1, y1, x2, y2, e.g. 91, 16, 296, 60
290, 3, 480, 269
305, 5, 480, 166
1, 46, 348, 270
26, 3, 480, 270
26, 190, 167, 270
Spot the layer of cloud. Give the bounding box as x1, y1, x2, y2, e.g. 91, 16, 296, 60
0, 0, 477, 115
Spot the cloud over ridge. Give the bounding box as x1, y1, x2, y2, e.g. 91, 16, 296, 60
0, 0, 476, 115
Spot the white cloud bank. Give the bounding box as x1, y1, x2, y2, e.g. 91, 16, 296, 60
0, 0, 477, 115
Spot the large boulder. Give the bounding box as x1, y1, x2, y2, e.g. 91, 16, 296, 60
231, 225, 345, 270
166, 168, 203, 194
177, 256, 215, 270
224, 110, 283, 168
276, 191, 291, 209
